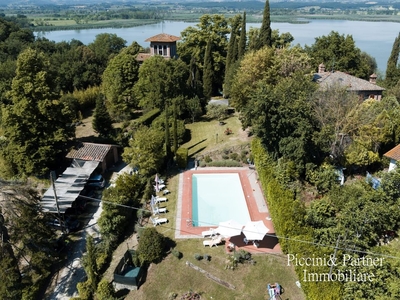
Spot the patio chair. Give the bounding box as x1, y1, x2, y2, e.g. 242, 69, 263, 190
202, 228, 217, 238
203, 235, 223, 247
153, 207, 167, 215
150, 216, 168, 227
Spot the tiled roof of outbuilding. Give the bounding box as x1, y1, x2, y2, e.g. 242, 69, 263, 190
145, 33, 181, 42
66, 142, 112, 162
384, 144, 400, 161
314, 71, 385, 92
136, 53, 152, 61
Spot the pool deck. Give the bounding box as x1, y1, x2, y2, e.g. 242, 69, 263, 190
174, 167, 281, 254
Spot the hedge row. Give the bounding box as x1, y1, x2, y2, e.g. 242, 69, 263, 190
176, 147, 188, 169
251, 138, 341, 299
132, 108, 160, 128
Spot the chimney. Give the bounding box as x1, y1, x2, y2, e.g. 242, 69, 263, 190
369, 73, 377, 84
318, 63, 325, 73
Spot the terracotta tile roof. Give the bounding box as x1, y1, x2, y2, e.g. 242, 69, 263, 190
136, 53, 152, 61
145, 33, 180, 42
384, 144, 400, 161
314, 71, 385, 92
66, 142, 113, 162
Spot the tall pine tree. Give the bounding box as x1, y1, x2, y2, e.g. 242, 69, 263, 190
256, 0, 272, 50
92, 95, 114, 138
386, 32, 400, 88
238, 12, 247, 59
203, 39, 214, 99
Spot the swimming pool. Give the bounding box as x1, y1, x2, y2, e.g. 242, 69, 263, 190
192, 173, 251, 227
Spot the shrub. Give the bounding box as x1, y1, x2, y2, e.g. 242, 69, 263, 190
222, 154, 229, 160
204, 254, 211, 261
204, 155, 212, 163
131, 108, 160, 128
137, 227, 165, 264
171, 248, 182, 259
176, 147, 188, 169
194, 253, 203, 260
230, 152, 239, 161
96, 279, 117, 300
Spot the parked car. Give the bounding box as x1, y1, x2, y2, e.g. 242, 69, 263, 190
86, 174, 105, 189
49, 216, 80, 234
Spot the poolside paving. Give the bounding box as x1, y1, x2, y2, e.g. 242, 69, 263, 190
174, 167, 281, 254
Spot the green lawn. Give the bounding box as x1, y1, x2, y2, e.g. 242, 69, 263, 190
125, 115, 305, 300
181, 114, 249, 158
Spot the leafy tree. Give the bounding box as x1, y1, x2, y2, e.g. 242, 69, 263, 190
102, 42, 142, 120
1, 47, 75, 176
122, 126, 165, 177
386, 32, 400, 88
135, 56, 189, 110
232, 47, 317, 172
203, 38, 213, 99
178, 14, 229, 94
99, 173, 143, 240
255, 0, 272, 50
312, 83, 361, 162
92, 95, 114, 138
305, 31, 374, 79
186, 96, 203, 123
0, 182, 56, 299
137, 227, 165, 264
88, 33, 126, 64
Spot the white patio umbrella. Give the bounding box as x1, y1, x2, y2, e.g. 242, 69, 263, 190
216, 220, 243, 238
242, 220, 269, 241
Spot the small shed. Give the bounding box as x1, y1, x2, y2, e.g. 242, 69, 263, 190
113, 250, 143, 291
66, 142, 119, 173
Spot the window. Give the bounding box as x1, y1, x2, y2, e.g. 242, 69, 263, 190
163, 45, 167, 56
158, 45, 163, 55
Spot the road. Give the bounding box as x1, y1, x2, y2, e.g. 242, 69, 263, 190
45, 199, 102, 300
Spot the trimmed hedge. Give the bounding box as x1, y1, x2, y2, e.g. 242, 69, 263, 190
131, 108, 161, 128
251, 138, 341, 299
202, 160, 242, 167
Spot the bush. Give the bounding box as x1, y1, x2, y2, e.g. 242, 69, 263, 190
96, 279, 117, 300
131, 108, 161, 128
230, 152, 239, 161
204, 155, 212, 163
171, 248, 182, 259
222, 154, 229, 160
137, 227, 165, 264
176, 147, 188, 169
204, 254, 211, 261
194, 253, 203, 260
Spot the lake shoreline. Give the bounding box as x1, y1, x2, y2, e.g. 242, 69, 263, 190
33, 15, 400, 33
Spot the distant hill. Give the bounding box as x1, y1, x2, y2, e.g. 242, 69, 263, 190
0, 0, 396, 7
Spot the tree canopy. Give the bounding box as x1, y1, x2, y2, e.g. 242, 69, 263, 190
1, 47, 75, 176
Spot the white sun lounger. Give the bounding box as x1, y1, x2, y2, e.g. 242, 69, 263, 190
203, 236, 223, 247
150, 216, 168, 226
153, 207, 167, 215
154, 196, 168, 204
202, 228, 217, 238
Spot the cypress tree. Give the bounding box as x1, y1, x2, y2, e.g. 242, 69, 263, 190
92, 95, 113, 138
386, 32, 400, 87
164, 102, 172, 158
256, 0, 272, 50
203, 39, 213, 99
173, 99, 178, 154
238, 12, 247, 59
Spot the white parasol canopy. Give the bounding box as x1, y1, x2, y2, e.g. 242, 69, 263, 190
216, 220, 243, 238
242, 220, 269, 241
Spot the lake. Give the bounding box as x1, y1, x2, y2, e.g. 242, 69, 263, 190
36, 20, 399, 74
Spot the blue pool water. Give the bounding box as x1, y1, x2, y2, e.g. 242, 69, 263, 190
192, 173, 251, 227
